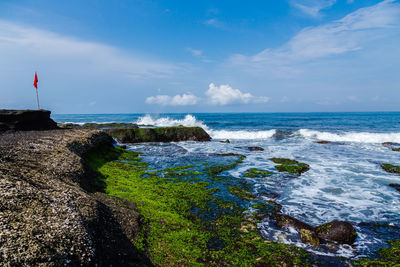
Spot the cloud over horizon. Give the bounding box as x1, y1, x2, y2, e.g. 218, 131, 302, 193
205, 83, 269, 105
146, 83, 269, 106
145, 93, 199, 106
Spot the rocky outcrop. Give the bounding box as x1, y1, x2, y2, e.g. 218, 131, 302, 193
0, 109, 58, 131
0, 129, 148, 266
315, 220, 357, 245
59, 122, 139, 129
248, 146, 264, 151
273, 214, 314, 232
108, 126, 211, 143
273, 213, 357, 246
270, 158, 310, 174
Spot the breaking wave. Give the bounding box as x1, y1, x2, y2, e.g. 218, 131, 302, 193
299, 129, 400, 143
210, 129, 276, 140
135, 115, 276, 140
136, 114, 210, 130
135, 115, 400, 143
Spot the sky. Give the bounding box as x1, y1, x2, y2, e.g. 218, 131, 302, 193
0, 0, 399, 114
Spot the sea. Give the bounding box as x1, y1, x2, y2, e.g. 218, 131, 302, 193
53, 112, 400, 259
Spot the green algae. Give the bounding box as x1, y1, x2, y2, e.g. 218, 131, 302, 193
85, 145, 311, 266
270, 158, 310, 174
108, 126, 211, 143
353, 240, 400, 266
244, 168, 273, 178
207, 153, 246, 176
251, 202, 281, 214
228, 186, 257, 200
381, 163, 400, 174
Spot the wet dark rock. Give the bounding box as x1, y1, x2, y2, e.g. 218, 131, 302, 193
0, 129, 149, 266
248, 146, 264, 151
317, 140, 331, 144
0, 109, 58, 131
108, 126, 211, 143
315, 220, 357, 245
382, 142, 400, 152
219, 139, 230, 143
273, 214, 314, 232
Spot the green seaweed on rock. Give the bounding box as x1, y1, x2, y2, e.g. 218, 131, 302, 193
270, 158, 310, 174
207, 153, 246, 176
353, 240, 400, 266
228, 186, 257, 200
244, 168, 274, 178
381, 163, 400, 174
85, 145, 311, 266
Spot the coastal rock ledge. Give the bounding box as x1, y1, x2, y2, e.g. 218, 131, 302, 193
0, 109, 58, 131
0, 129, 149, 266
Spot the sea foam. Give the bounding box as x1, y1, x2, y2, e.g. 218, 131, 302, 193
135, 114, 276, 140
299, 129, 400, 143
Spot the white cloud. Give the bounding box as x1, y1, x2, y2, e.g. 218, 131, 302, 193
187, 48, 203, 57
291, 0, 337, 17
204, 18, 225, 29
205, 83, 269, 105
0, 19, 177, 79
146, 93, 199, 106
230, 0, 400, 75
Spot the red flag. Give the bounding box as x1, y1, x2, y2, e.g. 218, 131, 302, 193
33, 72, 38, 89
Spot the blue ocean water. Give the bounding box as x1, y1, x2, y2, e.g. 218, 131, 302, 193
53, 112, 400, 258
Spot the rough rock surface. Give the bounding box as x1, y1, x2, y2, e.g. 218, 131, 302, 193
315, 220, 357, 245
0, 109, 58, 131
273, 214, 314, 232
108, 126, 211, 143
0, 129, 148, 266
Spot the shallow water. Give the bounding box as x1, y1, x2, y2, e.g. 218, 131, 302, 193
53, 112, 400, 258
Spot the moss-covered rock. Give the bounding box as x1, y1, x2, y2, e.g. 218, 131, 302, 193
300, 229, 320, 248
207, 153, 245, 176
353, 240, 400, 266
108, 126, 211, 143
270, 158, 310, 174
315, 220, 357, 245
85, 145, 311, 266
228, 186, 257, 200
252, 201, 282, 219
273, 214, 314, 232
244, 168, 273, 178
381, 163, 400, 174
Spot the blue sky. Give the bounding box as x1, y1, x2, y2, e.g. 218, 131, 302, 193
0, 0, 399, 113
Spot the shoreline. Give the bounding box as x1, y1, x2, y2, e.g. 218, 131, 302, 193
0, 124, 399, 265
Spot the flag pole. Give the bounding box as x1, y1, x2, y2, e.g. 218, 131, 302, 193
36, 87, 40, 110
34, 71, 40, 110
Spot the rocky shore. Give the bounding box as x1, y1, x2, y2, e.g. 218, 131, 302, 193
1, 111, 399, 266
0, 129, 149, 266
